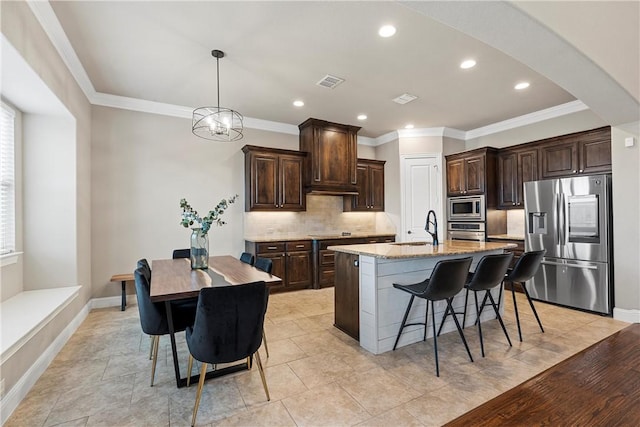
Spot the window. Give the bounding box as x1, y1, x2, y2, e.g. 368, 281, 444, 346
1, 102, 16, 255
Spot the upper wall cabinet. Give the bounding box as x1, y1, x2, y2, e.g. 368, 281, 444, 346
540, 126, 611, 179
446, 147, 498, 199
243, 145, 306, 212
498, 147, 538, 209
298, 118, 360, 195
343, 159, 385, 212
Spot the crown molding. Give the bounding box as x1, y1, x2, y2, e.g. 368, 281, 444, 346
28, 1, 593, 142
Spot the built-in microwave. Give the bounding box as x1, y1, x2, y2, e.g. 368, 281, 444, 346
447, 195, 485, 222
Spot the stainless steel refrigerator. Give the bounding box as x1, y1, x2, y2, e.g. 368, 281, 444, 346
524, 174, 613, 314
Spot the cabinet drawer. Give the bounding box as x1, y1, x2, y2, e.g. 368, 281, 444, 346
286, 240, 312, 252
320, 249, 335, 266
319, 266, 335, 286
256, 242, 286, 254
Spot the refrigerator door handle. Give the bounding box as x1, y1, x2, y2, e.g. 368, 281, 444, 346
541, 260, 598, 270
559, 193, 566, 245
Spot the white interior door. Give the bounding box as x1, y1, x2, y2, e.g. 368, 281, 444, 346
401, 155, 442, 242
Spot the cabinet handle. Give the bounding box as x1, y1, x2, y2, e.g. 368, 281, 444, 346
512, 203, 516, 206
354, 259, 359, 267
267, 246, 277, 250
296, 245, 304, 248
572, 170, 577, 173
579, 169, 583, 173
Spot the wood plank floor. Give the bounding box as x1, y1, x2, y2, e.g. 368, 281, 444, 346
445, 323, 640, 426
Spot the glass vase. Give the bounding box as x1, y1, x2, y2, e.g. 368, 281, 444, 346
190, 228, 209, 269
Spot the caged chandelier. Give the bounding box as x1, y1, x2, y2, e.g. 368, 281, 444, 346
192, 49, 243, 141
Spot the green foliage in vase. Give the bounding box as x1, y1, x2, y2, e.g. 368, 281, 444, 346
180, 194, 239, 234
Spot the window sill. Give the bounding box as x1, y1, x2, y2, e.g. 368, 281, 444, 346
0, 252, 22, 267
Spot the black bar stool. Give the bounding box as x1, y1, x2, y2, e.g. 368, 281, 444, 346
392, 256, 473, 377
441, 253, 514, 358
505, 250, 546, 341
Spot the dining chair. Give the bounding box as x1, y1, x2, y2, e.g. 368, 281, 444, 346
440, 253, 513, 358
133, 263, 196, 386
253, 257, 272, 357
186, 281, 270, 427
172, 248, 191, 259
240, 252, 255, 266
392, 257, 474, 377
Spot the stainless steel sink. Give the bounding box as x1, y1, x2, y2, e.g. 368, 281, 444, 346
390, 242, 429, 246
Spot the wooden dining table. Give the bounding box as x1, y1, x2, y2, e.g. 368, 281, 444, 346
150, 255, 281, 388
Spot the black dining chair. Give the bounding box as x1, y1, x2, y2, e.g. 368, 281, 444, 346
253, 257, 272, 357
172, 248, 191, 259
185, 281, 270, 427
240, 252, 255, 266
392, 257, 474, 377
133, 263, 196, 386
440, 253, 513, 358
504, 250, 546, 342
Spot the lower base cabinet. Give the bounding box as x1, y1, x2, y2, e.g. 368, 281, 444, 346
245, 240, 312, 292
334, 252, 360, 340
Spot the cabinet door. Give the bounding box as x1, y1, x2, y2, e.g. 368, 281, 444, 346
516, 148, 538, 205
351, 163, 370, 210
316, 126, 355, 186
446, 158, 465, 195
259, 252, 286, 287
541, 141, 578, 178
464, 155, 485, 194
579, 138, 611, 174
286, 251, 312, 289
498, 151, 517, 209
369, 163, 385, 211
248, 153, 279, 210
279, 155, 305, 211
334, 252, 360, 340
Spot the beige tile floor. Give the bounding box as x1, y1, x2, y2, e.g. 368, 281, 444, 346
6, 288, 627, 427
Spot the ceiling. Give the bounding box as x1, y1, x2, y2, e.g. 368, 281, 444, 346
45, 1, 639, 138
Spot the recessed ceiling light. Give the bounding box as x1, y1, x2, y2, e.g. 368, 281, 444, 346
404, 124, 414, 129
378, 25, 396, 38
515, 82, 530, 90
293, 100, 304, 107
460, 59, 476, 69
357, 114, 368, 121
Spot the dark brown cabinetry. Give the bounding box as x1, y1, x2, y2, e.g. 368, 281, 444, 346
498, 148, 538, 209
246, 240, 312, 292
243, 145, 306, 212
539, 127, 611, 179
446, 148, 498, 197
334, 252, 360, 340
298, 118, 360, 195
344, 159, 385, 212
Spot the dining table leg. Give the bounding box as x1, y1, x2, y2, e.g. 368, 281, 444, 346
164, 301, 182, 388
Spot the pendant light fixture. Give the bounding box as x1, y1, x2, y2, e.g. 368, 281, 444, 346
192, 49, 243, 141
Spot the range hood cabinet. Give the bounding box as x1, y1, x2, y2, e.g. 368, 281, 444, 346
299, 118, 360, 195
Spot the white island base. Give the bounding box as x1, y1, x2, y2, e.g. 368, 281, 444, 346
358, 250, 505, 355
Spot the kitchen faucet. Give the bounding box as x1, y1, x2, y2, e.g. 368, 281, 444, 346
425, 210, 439, 245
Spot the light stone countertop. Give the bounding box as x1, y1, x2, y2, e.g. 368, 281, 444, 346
487, 234, 525, 241
328, 240, 517, 259
245, 232, 396, 243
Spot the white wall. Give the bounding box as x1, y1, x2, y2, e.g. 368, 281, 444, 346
23, 114, 77, 289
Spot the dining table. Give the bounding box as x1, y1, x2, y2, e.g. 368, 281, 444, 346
150, 255, 282, 388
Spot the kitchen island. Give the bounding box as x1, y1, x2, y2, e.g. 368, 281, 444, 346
329, 240, 517, 354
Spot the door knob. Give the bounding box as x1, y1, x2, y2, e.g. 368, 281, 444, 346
407, 230, 412, 234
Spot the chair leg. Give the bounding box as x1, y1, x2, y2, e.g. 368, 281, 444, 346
191, 363, 207, 427
462, 288, 469, 329
475, 292, 490, 326
436, 303, 451, 337
149, 335, 154, 360
247, 356, 252, 370
262, 329, 270, 358
496, 282, 504, 318
487, 291, 512, 347
474, 291, 485, 358
393, 295, 415, 350
187, 354, 194, 387
254, 351, 270, 401
431, 301, 439, 377
150, 335, 160, 386
447, 298, 474, 363
423, 298, 429, 341
512, 282, 523, 342
522, 282, 545, 333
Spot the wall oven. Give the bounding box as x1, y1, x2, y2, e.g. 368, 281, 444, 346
448, 222, 485, 242
447, 195, 485, 222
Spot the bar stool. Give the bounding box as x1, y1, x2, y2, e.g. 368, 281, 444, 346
392, 257, 473, 376
441, 253, 514, 358
504, 250, 546, 342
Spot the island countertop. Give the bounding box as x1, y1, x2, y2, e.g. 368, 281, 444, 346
328, 240, 517, 259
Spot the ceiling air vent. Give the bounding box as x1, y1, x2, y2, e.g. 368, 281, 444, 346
316, 74, 345, 89
392, 93, 418, 105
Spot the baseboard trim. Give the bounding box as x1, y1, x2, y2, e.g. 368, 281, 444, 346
90, 294, 137, 310
1, 301, 90, 425
613, 307, 640, 323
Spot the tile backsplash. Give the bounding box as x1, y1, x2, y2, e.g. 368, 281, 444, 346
244, 195, 396, 238
507, 209, 525, 237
